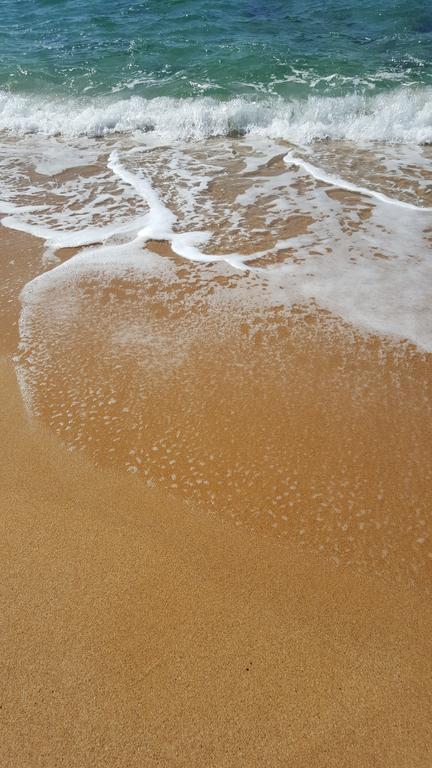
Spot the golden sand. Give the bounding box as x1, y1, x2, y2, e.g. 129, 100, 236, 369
1, 357, 432, 767
1, 223, 432, 766
14, 235, 432, 589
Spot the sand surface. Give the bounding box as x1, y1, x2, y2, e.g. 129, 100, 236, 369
14, 233, 432, 590
1, 356, 432, 767
1, 219, 432, 766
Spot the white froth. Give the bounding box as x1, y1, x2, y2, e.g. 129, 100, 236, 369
108, 150, 176, 240
1, 131, 431, 353
1, 87, 432, 144
1, 211, 148, 252
284, 152, 432, 212
108, 149, 260, 267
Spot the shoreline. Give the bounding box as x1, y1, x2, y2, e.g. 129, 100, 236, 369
1, 3, 432, 762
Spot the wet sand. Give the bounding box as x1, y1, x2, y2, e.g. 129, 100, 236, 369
1, 220, 432, 766
15, 234, 432, 590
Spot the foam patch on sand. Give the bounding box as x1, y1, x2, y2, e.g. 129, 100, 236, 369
1, 133, 431, 352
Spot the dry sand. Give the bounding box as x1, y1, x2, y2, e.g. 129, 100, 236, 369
1, 226, 432, 767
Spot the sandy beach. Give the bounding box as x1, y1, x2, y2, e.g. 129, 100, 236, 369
1, 352, 432, 767
1, 213, 432, 766
2, 1, 432, 762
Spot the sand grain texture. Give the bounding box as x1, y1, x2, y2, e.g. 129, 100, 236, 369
1, 358, 432, 768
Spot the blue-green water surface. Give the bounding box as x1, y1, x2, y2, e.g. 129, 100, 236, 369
1, 0, 431, 99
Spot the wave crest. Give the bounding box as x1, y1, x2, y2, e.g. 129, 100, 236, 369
0, 87, 431, 145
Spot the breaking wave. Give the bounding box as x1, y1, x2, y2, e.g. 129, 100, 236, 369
1, 87, 431, 144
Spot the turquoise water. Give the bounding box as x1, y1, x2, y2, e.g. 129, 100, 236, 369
1, 0, 432, 99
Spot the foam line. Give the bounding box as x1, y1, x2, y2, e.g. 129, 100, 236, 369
107, 150, 176, 239
0, 201, 48, 214
170, 231, 225, 263
1, 210, 148, 250
284, 152, 432, 212
107, 151, 254, 269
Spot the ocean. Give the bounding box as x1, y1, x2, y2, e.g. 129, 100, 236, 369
1, 0, 432, 140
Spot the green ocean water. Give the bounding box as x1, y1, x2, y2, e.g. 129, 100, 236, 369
1, 0, 431, 99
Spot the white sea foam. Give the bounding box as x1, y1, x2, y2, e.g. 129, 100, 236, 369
107, 149, 260, 267
1, 211, 148, 251
283, 152, 432, 212
1, 87, 432, 144
1, 128, 431, 353
107, 150, 176, 239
